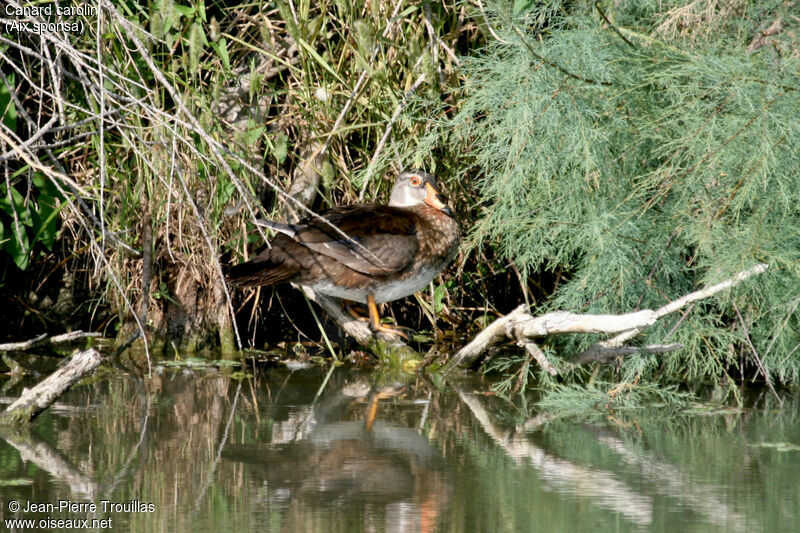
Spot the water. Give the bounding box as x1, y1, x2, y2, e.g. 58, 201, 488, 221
0, 366, 798, 532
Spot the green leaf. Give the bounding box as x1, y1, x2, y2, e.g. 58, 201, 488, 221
296, 37, 344, 84
31, 190, 62, 251
3, 217, 30, 270
433, 284, 446, 314
0, 72, 17, 131
0, 185, 33, 227
211, 38, 230, 71
244, 119, 265, 145
32, 172, 65, 201
197, 0, 206, 22
174, 5, 195, 17
272, 132, 288, 164
513, 0, 535, 16
216, 179, 236, 205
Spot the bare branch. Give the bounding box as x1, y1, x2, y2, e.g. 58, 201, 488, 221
520, 341, 557, 376
447, 263, 769, 371
0, 331, 102, 353
578, 263, 770, 357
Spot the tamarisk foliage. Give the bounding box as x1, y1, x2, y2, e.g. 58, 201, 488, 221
408, 0, 800, 393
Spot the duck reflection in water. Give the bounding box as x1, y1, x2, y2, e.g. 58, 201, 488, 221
222, 380, 451, 533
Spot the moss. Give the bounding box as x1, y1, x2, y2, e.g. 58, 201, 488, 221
368, 337, 422, 371
218, 325, 237, 358
0, 405, 35, 426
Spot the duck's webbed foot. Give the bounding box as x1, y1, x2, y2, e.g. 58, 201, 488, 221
367, 294, 413, 341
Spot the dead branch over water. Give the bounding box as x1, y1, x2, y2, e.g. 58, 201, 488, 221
0, 348, 102, 424
447, 263, 769, 373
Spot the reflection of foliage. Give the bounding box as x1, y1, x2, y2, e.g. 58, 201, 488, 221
535, 380, 694, 419
0, 370, 799, 531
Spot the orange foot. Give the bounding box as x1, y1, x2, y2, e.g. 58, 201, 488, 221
367, 294, 412, 340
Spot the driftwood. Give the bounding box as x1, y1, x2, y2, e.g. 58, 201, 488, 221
0, 348, 103, 425
0, 330, 102, 352
446, 263, 769, 373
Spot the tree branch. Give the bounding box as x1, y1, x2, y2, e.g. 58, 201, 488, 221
0, 331, 102, 353
447, 263, 769, 371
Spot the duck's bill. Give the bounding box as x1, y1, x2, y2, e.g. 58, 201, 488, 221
424, 182, 452, 215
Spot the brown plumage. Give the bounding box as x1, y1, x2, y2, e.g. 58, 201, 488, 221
226, 170, 460, 337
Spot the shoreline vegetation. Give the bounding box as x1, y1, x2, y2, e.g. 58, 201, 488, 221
1, 0, 799, 420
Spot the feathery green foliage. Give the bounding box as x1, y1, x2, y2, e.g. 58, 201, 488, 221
402, 0, 800, 391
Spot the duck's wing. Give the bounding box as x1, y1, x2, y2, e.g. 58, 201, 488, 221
261, 206, 418, 275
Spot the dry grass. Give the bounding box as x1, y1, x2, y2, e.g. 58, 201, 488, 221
0, 0, 483, 354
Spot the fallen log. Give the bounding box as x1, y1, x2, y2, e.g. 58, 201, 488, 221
0, 348, 103, 425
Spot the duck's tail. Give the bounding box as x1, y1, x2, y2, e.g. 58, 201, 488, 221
224, 248, 300, 287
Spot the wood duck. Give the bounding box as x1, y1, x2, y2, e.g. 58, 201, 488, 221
226, 170, 460, 337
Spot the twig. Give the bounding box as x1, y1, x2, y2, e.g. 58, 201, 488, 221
0, 331, 102, 352
594, 2, 635, 48
0, 115, 57, 162
475, 0, 509, 44
577, 263, 769, 362
732, 302, 782, 406
358, 73, 427, 201
512, 26, 611, 86
300, 286, 421, 366
520, 341, 557, 376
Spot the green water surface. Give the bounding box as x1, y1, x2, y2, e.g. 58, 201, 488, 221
0, 367, 797, 532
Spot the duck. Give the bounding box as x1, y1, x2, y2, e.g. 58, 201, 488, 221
226, 170, 460, 338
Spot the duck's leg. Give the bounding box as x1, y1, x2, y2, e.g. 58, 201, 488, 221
364, 386, 407, 432
367, 294, 410, 340
345, 302, 370, 322
364, 393, 381, 432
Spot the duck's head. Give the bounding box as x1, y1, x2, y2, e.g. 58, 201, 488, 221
388, 169, 453, 216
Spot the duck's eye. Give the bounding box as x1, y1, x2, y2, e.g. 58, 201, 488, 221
409, 175, 422, 186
